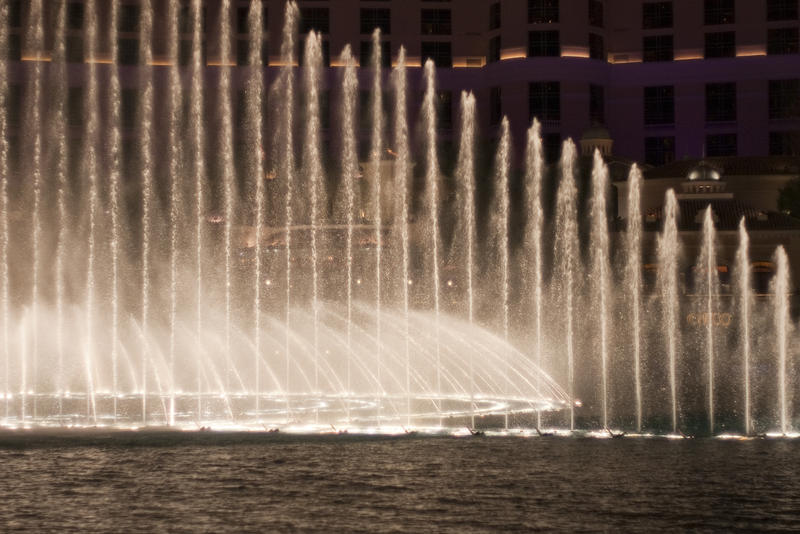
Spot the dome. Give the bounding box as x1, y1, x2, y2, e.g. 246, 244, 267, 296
687, 160, 723, 181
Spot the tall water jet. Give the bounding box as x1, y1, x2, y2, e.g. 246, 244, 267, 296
736, 218, 752, 435
340, 45, 358, 418
138, 0, 154, 423
189, 0, 206, 418
589, 150, 611, 429
657, 189, 680, 433
699, 206, 719, 434
50, 0, 68, 419
302, 32, 325, 406
167, 0, 182, 426
392, 48, 411, 426
108, 0, 122, 422
247, 0, 266, 417
24, 0, 43, 420
422, 59, 442, 415
454, 91, 476, 427
491, 117, 511, 427
280, 2, 299, 421
523, 119, 544, 429
554, 140, 579, 430
0, 0, 9, 421
368, 29, 384, 423
773, 246, 791, 434
625, 164, 644, 432
82, 0, 99, 423
219, 0, 236, 395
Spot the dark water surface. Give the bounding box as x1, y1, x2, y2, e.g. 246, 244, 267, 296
0, 430, 798, 532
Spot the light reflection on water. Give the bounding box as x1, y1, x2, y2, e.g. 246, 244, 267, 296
0, 431, 798, 532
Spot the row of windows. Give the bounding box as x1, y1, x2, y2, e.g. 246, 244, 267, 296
643, 131, 800, 165
475, 81, 800, 136
7, 1, 800, 34
516, 28, 800, 61
641, 28, 799, 62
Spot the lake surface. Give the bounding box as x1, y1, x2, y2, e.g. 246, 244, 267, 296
0, 430, 798, 532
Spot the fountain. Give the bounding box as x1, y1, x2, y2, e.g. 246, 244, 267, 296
0, 0, 795, 436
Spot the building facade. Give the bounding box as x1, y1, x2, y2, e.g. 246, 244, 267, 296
5, 0, 800, 165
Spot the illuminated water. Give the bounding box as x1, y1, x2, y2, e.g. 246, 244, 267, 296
0, 0, 796, 436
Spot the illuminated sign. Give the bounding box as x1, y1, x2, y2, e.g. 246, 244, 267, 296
686, 312, 732, 327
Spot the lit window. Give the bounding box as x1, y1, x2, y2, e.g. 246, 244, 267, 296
421, 9, 451, 35
769, 79, 800, 119
644, 86, 674, 125
643, 34, 673, 62
768, 27, 799, 55
706, 134, 737, 156
360, 8, 390, 35
643, 2, 672, 29
644, 136, 675, 165
705, 83, 736, 122
421, 41, 452, 67
528, 0, 559, 23
704, 31, 735, 58
528, 30, 560, 56
704, 0, 735, 25
529, 81, 560, 121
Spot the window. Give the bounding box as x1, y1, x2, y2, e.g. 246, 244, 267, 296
7, 85, 20, 127
528, 0, 559, 23
65, 36, 84, 63
589, 33, 604, 60
543, 132, 562, 163
490, 3, 501, 30
490, 87, 502, 126
179, 39, 207, 66
643, 34, 673, 61
298, 38, 330, 66
421, 9, 451, 35
768, 0, 799, 21
67, 2, 84, 30
121, 88, 137, 129
359, 90, 393, 129
237, 39, 248, 66
68, 87, 83, 127
179, 5, 208, 34
704, 0, 735, 25
118, 38, 139, 65
706, 133, 737, 156
8, 1, 21, 28
644, 136, 675, 166
237, 7, 249, 34
119, 4, 140, 32
768, 27, 799, 54
437, 91, 452, 130
706, 83, 736, 122
643, 2, 672, 29
528, 30, 560, 56
529, 81, 560, 121
770, 131, 800, 155
361, 8, 390, 35
7, 34, 20, 61
769, 79, 800, 119
705, 31, 735, 58
488, 35, 501, 63
359, 40, 391, 68
421, 41, 452, 67
589, 0, 604, 27
644, 86, 674, 125
300, 8, 329, 34
590, 84, 605, 124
